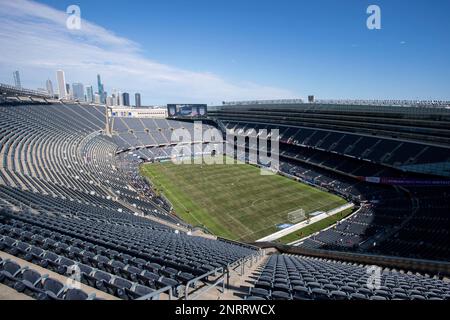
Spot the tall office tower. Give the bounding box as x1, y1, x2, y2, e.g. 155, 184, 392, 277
106, 96, 114, 107
122, 92, 130, 106
56, 70, 67, 99
135, 93, 141, 107
86, 85, 94, 103
111, 89, 118, 106
66, 84, 71, 97
13, 71, 22, 89
94, 93, 100, 104
118, 91, 123, 106
72, 83, 85, 101
46, 79, 54, 96
97, 74, 106, 104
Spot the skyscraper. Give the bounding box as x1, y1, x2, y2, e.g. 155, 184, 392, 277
118, 91, 123, 106
122, 92, 130, 107
106, 96, 114, 107
97, 74, 106, 104
46, 79, 54, 96
72, 83, 85, 101
86, 85, 94, 103
13, 71, 21, 89
111, 89, 118, 106
56, 70, 67, 99
135, 93, 141, 108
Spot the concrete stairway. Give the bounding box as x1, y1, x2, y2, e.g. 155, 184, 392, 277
187, 248, 276, 300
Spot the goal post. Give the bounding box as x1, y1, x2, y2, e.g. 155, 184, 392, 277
287, 208, 305, 224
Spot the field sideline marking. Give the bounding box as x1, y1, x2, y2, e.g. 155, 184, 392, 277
288, 204, 365, 246
255, 203, 355, 242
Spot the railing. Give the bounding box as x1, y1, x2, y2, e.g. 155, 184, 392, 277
227, 250, 265, 278
136, 285, 173, 300
182, 251, 264, 300
312, 99, 450, 108
223, 99, 304, 106
184, 267, 226, 300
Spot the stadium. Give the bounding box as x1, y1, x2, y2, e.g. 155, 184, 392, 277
1, 0, 450, 307
1, 81, 450, 301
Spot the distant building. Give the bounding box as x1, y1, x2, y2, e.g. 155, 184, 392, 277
86, 85, 94, 103
13, 71, 21, 89
66, 83, 71, 96
118, 91, 123, 106
112, 89, 119, 106
46, 79, 54, 96
72, 83, 85, 101
135, 93, 141, 107
56, 70, 67, 99
106, 96, 114, 107
97, 74, 106, 104
122, 92, 130, 106
94, 93, 100, 104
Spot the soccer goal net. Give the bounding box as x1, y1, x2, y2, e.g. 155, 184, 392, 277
287, 208, 306, 224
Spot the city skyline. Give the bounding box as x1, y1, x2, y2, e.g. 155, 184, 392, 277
1, 0, 450, 105
8, 67, 143, 106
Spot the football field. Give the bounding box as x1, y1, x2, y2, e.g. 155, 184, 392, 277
141, 157, 346, 242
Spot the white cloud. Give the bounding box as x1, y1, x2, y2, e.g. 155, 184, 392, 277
0, 0, 297, 104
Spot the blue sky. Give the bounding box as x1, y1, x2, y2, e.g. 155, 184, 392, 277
0, 0, 449, 104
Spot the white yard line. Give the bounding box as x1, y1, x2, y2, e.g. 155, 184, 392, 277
255, 202, 355, 242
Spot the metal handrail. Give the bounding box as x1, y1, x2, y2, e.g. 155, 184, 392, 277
184, 267, 226, 300
136, 285, 173, 300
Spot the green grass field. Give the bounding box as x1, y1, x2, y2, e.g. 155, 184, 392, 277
140, 157, 347, 242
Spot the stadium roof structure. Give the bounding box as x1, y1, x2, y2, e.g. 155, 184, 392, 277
0, 83, 51, 99
222, 99, 450, 109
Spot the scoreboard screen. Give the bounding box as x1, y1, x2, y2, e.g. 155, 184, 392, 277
167, 104, 207, 117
